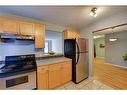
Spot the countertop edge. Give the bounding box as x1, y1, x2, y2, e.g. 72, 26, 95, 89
36, 57, 72, 67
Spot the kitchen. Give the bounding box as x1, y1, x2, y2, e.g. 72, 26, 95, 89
0, 10, 89, 90
0, 6, 127, 90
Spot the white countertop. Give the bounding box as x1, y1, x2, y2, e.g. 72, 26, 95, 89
36, 57, 72, 67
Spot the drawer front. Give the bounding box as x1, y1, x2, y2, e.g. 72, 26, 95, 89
49, 64, 61, 71
37, 66, 49, 73
61, 61, 72, 68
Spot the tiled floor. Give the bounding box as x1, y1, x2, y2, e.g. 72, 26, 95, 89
55, 78, 114, 90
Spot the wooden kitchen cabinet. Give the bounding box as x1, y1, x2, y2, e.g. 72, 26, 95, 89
1, 18, 19, 34
37, 66, 49, 89
48, 64, 61, 89
19, 21, 34, 35
64, 29, 80, 39
35, 24, 45, 48
0, 17, 45, 48
61, 61, 72, 84
0, 18, 3, 33
37, 60, 72, 89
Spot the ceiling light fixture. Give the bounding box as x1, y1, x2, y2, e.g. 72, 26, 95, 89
90, 7, 97, 17
109, 28, 118, 42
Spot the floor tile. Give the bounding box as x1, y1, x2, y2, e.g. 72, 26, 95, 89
92, 80, 103, 87
64, 83, 77, 90
55, 79, 114, 90
99, 84, 114, 90
84, 82, 101, 90
75, 79, 91, 89
63, 81, 75, 87
80, 86, 90, 90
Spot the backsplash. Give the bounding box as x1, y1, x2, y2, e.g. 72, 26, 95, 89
0, 39, 44, 60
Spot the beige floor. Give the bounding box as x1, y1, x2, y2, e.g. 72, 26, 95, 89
55, 78, 114, 90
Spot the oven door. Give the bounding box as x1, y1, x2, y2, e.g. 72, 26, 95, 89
0, 71, 36, 90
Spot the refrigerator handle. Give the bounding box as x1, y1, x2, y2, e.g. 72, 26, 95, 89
76, 42, 80, 64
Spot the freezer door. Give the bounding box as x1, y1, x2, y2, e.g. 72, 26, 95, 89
64, 39, 76, 57
76, 38, 88, 53
76, 53, 88, 83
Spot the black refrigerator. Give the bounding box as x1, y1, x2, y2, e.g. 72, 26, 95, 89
64, 38, 89, 84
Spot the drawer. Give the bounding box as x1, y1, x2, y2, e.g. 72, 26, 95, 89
49, 64, 61, 71
61, 61, 72, 67
37, 66, 49, 73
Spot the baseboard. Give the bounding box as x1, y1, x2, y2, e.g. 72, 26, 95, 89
104, 62, 127, 69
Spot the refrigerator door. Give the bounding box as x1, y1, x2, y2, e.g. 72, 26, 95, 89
76, 38, 88, 53
64, 39, 76, 58
76, 52, 88, 83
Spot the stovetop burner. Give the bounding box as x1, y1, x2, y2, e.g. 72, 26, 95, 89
0, 54, 37, 76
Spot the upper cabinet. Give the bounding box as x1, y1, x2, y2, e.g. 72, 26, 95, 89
0, 18, 19, 34
63, 29, 80, 39
0, 19, 3, 33
35, 24, 45, 48
19, 21, 35, 35
0, 17, 45, 48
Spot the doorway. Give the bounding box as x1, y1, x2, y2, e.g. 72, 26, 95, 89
93, 29, 127, 89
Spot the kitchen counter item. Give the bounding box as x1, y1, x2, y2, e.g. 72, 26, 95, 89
36, 57, 71, 67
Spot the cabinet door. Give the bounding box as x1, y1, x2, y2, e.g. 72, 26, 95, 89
49, 64, 61, 89
68, 30, 73, 38
75, 31, 80, 38
0, 18, 3, 33
37, 66, 49, 89
35, 24, 45, 48
19, 21, 34, 35
64, 29, 80, 39
61, 61, 72, 84
2, 19, 19, 34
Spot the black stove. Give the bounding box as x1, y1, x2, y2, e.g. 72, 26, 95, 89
0, 54, 37, 78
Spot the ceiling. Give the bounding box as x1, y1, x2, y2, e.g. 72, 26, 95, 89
0, 6, 127, 30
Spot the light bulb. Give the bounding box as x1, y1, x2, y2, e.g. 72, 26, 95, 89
109, 38, 118, 42
94, 13, 97, 17
90, 12, 94, 16
90, 7, 98, 17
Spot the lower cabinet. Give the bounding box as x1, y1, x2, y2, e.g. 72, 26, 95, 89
37, 66, 49, 89
61, 61, 72, 84
37, 60, 72, 89
48, 64, 61, 89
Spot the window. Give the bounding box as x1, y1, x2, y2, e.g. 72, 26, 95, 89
44, 40, 52, 53
45, 31, 63, 53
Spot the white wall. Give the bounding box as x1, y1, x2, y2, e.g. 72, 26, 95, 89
80, 12, 127, 77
